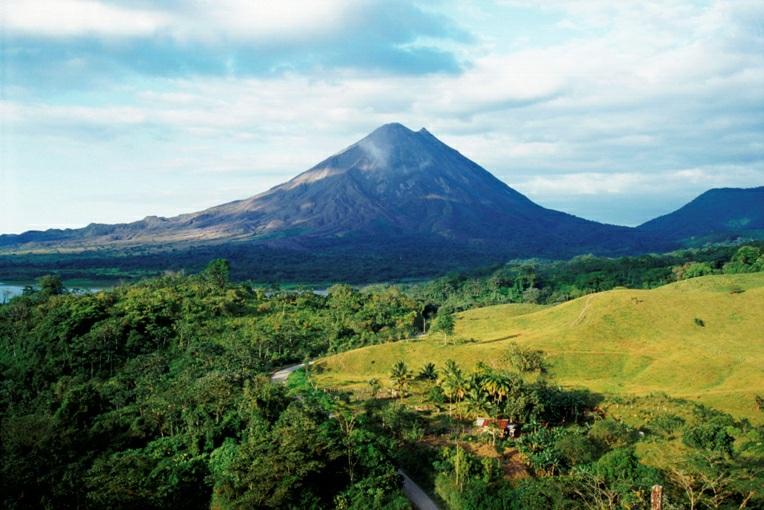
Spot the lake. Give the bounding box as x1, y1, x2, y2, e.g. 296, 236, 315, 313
0, 282, 107, 303
0, 283, 26, 302
0, 282, 329, 303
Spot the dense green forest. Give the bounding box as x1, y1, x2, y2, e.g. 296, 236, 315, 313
2, 246, 763, 509
0, 237, 513, 284
409, 242, 764, 313
0, 261, 421, 509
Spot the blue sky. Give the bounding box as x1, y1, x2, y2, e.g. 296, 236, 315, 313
2, 0, 763, 233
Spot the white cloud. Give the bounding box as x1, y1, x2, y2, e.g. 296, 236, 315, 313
3, 0, 169, 37
514, 165, 764, 197
2, 0, 423, 45
171, 0, 352, 43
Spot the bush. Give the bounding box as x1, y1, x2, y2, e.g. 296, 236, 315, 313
683, 420, 734, 455
673, 262, 714, 280
511, 477, 573, 510
723, 246, 764, 274
589, 419, 637, 449
648, 413, 685, 437
428, 384, 446, 405
554, 429, 602, 467
516, 428, 566, 475
378, 402, 422, 439
504, 342, 548, 374
583, 447, 662, 508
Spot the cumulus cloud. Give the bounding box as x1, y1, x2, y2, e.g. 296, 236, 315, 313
2, 0, 468, 82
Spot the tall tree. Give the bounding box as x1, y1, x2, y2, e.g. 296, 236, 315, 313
431, 311, 456, 344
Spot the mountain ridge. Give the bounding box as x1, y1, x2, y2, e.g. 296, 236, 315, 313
638, 186, 764, 242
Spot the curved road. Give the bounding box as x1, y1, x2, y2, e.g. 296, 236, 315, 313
270, 362, 307, 383
270, 363, 440, 510
398, 470, 440, 510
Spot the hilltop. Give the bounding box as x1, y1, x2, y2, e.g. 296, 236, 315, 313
638, 187, 764, 243
315, 272, 764, 421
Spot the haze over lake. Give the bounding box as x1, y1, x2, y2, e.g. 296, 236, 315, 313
0, 283, 25, 301
0, 282, 106, 302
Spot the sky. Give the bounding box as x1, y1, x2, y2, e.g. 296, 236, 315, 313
1, 0, 763, 234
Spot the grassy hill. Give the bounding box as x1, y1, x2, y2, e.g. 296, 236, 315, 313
315, 273, 764, 422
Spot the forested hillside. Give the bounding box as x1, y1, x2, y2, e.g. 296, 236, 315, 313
409, 242, 764, 313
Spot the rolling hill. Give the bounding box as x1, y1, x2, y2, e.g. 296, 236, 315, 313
314, 272, 764, 422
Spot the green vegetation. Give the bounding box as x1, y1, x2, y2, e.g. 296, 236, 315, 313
344, 359, 763, 509
408, 243, 764, 313
390, 361, 412, 399
0, 263, 421, 508
0, 236, 515, 284
2, 244, 762, 508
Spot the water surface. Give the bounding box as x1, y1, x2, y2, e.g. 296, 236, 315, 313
0, 283, 26, 302
0, 282, 108, 303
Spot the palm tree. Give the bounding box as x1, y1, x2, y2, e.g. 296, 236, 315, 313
439, 359, 467, 416
418, 362, 438, 381
465, 375, 493, 417
390, 360, 411, 398
442, 359, 462, 381
481, 372, 513, 403
368, 378, 381, 398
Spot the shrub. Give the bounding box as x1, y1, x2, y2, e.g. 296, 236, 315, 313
589, 419, 637, 449
367, 378, 381, 398
428, 384, 446, 405
648, 413, 685, 437
555, 429, 602, 467
516, 428, 566, 475
511, 477, 572, 510
390, 360, 411, 398
504, 342, 548, 374
683, 421, 734, 455
581, 447, 662, 508
673, 262, 714, 280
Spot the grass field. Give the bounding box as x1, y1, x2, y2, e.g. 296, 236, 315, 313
315, 273, 764, 422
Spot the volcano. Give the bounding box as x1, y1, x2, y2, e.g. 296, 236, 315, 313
0, 123, 662, 261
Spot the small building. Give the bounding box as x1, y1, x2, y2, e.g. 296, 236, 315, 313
475, 418, 520, 438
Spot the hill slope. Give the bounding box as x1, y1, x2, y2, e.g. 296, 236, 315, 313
638, 187, 764, 242
315, 272, 764, 421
